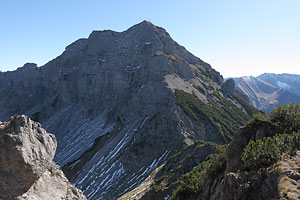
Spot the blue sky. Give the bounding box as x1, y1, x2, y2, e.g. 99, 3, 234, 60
0, 0, 299, 77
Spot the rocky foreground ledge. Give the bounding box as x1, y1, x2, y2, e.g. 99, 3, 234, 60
0, 115, 86, 200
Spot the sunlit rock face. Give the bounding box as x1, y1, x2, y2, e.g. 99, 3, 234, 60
0, 115, 86, 200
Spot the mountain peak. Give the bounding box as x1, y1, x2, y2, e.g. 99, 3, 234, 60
0, 22, 229, 199
125, 20, 168, 36
137, 20, 153, 26
87, 20, 159, 40
130, 20, 156, 29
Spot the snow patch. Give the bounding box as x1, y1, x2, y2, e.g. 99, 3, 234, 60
276, 81, 291, 90
139, 116, 149, 129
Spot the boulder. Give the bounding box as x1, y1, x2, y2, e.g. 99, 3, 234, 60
0, 115, 86, 199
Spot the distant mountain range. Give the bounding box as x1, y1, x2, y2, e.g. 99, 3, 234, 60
231, 73, 300, 112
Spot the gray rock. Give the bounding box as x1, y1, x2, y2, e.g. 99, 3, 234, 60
0, 115, 56, 197
16, 165, 87, 200
0, 115, 86, 200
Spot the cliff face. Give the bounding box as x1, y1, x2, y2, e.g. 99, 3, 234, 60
0, 21, 254, 199
0, 115, 86, 200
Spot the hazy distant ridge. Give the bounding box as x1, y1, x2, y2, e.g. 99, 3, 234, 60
231, 73, 300, 112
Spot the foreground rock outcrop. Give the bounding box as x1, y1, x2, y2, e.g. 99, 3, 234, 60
206, 151, 300, 200
0, 115, 86, 200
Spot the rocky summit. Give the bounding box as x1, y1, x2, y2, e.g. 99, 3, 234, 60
0, 115, 86, 200
0, 21, 256, 199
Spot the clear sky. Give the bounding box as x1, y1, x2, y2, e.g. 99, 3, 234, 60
0, 0, 299, 77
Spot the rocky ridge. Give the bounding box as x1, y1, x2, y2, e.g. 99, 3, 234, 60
232, 75, 300, 112
0, 115, 86, 200
258, 73, 300, 96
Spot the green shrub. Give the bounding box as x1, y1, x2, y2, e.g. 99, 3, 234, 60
253, 112, 269, 122
269, 103, 300, 134
241, 131, 300, 171
241, 137, 281, 171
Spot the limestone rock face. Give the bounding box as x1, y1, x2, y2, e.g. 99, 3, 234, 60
0, 115, 86, 200
16, 165, 87, 200
0, 115, 56, 197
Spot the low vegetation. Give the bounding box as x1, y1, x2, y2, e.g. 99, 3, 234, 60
242, 132, 300, 172
234, 94, 261, 116
151, 140, 220, 191
269, 103, 300, 134
175, 89, 253, 142
171, 145, 226, 199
